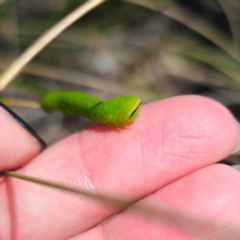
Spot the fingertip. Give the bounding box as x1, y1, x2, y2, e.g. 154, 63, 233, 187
140, 95, 239, 160
0, 104, 46, 171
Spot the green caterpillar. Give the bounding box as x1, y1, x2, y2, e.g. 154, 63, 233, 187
41, 91, 142, 127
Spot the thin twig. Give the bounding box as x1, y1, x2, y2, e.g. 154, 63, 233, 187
3, 170, 129, 209
1, 170, 170, 224
0, 0, 105, 92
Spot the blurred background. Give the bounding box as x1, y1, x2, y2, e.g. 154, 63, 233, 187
0, 0, 240, 164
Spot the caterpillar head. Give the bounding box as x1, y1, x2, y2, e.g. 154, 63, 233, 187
101, 96, 142, 127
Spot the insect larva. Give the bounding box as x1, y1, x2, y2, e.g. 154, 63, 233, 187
40, 91, 142, 127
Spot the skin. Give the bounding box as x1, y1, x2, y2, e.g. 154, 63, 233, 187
0, 95, 240, 239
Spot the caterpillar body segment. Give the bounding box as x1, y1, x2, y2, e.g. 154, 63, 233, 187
41, 91, 142, 127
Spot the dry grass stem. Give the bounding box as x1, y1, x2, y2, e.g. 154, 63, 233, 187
0, 0, 105, 92
0, 98, 41, 108
126, 1, 237, 61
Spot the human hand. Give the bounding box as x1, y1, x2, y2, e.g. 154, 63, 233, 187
1, 95, 240, 240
